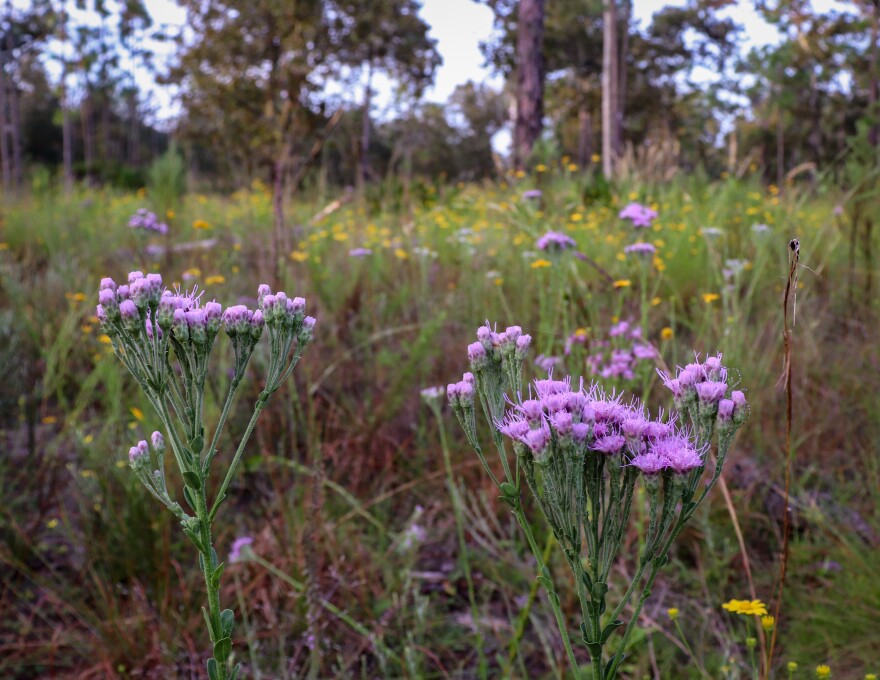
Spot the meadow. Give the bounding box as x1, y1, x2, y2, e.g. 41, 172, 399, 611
1, 164, 878, 679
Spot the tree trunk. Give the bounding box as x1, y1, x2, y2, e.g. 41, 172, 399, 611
577, 101, 592, 167
869, 0, 879, 147
4, 23, 22, 189
82, 92, 94, 184
616, 0, 629, 157
359, 60, 373, 190
0, 53, 11, 191
513, 0, 546, 170
602, 0, 618, 178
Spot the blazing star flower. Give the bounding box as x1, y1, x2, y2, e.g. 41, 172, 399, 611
128, 208, 169, 235
695, 381, 727, 405
592, 434, 626, 455
229, 536, 254, 563
630, 452, 667, 475
536, 231, 577, 252
619, 202, 658, 228
624, 242, 656, 256
652, 436, 704, 473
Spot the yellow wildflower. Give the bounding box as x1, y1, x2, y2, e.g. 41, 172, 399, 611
83, 434, 94, 444
761, 615, 775, 632
816, 665, 831, 679
661, 327, 673, 340
591, 153, 601, 163
788, 662, 799, 672
99, 334, 112, 344
42, 415, 58, 424
567, 163, 578, 171
530, 259, 552, 269
722, 599, 768, 616
130, 407, 144, 422
290, 250, 309, 262
613, 279, 631, 288
535, 164, 548, 172
667, 608, 679, 621
166, 209, 175, 219
205, 275, 225, 285
192, 219, 211, 230
651, 297, 662, 306
394, 248, 409, 260
702, 293, 720, 304
47, 519, 59, 529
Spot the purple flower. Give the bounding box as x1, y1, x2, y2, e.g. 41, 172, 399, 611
624, 242, 656, 256
630, 452, 667, 474
695, 381, 727, 405
550, 411, 573, 435
151, 431, 165, 451
96, 304, 107, 322
652, 436, 703, 473
522, 189, 543, 200
229, 536, 254, 563
718, 399, 734, 422
468, 342, 487, 364
523, 425, 551, 455
619, 202, 658, 228
498, 415, 531, 439
632, 344, 655, 360
100, 277, 117, 291
349, 247, 373, 257
536, 231, 577, 252
592, 434, 626, 455
129, 445, 145, 463
128, 209, 168, 235
119, 299, 138, 320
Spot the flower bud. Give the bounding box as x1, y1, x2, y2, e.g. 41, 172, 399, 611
298, 315, 315, 344
250, 309, 265, 340
205, 301, 223, 334
467, 341, 487, 368
100, 277, 117, 291
151, 431, 165, 452
128, 270, 144, 284
172, 308, 190, 342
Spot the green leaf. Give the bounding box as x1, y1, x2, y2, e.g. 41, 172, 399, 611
183, 471, 201, 490
220, 609, 235, 638
499, 481, 518, 498
592, 581, 608, 600
190, 434, 205, 454
214, 636, 232, 662
211, 563, 225, 590
183, 528, 204, 552
600, 620, 624, 643
183, 485, 198, 510
230, 663, 242, 680
536, 575, 554, 592
207, 658, 219, 680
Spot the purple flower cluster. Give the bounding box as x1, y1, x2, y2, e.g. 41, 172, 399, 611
573, 320, 656, 381
536, 231, 577, 252
128, 209, 169, 235
496, 377, 704, 475
624, 241, 656, 257
619, 202, 658, 229
256, 284, 315, 340
466, 324, 532, 369
447, 372, 476, 407
658, 353, 748, 426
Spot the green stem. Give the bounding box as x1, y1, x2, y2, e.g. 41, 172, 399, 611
205, 377, 241, 472
209, 395, 267, 520
512, 505, 582, 680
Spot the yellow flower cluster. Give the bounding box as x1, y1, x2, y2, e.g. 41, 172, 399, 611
722, 599, 768, 616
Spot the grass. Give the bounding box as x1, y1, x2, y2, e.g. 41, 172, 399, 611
0, 164, 878, 678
